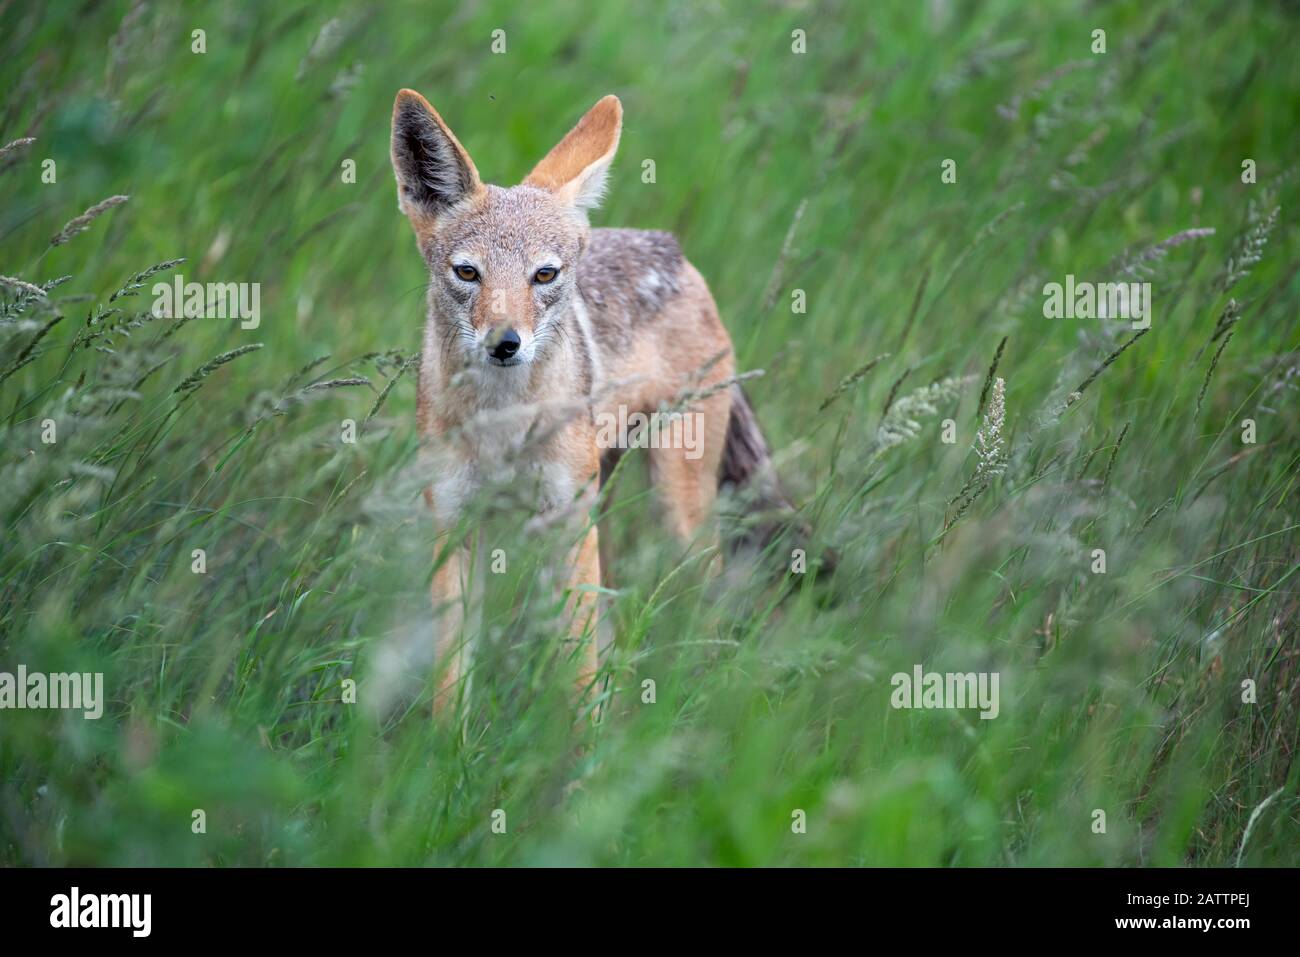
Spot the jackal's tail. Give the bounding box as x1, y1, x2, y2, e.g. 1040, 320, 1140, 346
719, 385, 835, 574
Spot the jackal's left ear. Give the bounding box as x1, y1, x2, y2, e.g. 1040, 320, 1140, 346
524, 95, 622, 210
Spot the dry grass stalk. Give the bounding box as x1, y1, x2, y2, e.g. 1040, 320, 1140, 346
50, 195, 130, 247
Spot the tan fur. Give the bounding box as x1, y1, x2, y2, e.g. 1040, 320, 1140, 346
391, 92, 735, 719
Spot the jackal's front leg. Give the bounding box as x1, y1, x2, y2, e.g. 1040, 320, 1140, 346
564, 522, 601, 720
430, 535, 470, 720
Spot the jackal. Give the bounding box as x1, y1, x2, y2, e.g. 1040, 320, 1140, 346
390, 90, 794, 716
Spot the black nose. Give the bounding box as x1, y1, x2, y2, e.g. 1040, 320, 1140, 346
488, 328, 521, 361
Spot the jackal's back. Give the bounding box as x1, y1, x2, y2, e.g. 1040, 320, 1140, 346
578, 227, 734, 415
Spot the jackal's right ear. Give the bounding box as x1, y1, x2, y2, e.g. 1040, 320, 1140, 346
391, 90, 483, 222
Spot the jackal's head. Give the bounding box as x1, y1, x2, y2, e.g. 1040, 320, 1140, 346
390, 90, 621, 369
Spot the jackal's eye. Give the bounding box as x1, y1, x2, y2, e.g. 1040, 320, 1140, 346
532, 267, 559, 285
453, 264, 479, 282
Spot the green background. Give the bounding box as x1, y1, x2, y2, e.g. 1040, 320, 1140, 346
1, 0, 1297, 865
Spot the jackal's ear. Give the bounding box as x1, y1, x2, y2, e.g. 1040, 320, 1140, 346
523, 95, 622, 210
391, 89, 482, 220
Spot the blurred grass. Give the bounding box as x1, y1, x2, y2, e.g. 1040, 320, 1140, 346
1, 0, 1297, 865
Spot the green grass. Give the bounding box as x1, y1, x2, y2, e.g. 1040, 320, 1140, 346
1, 0, 1297, 866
